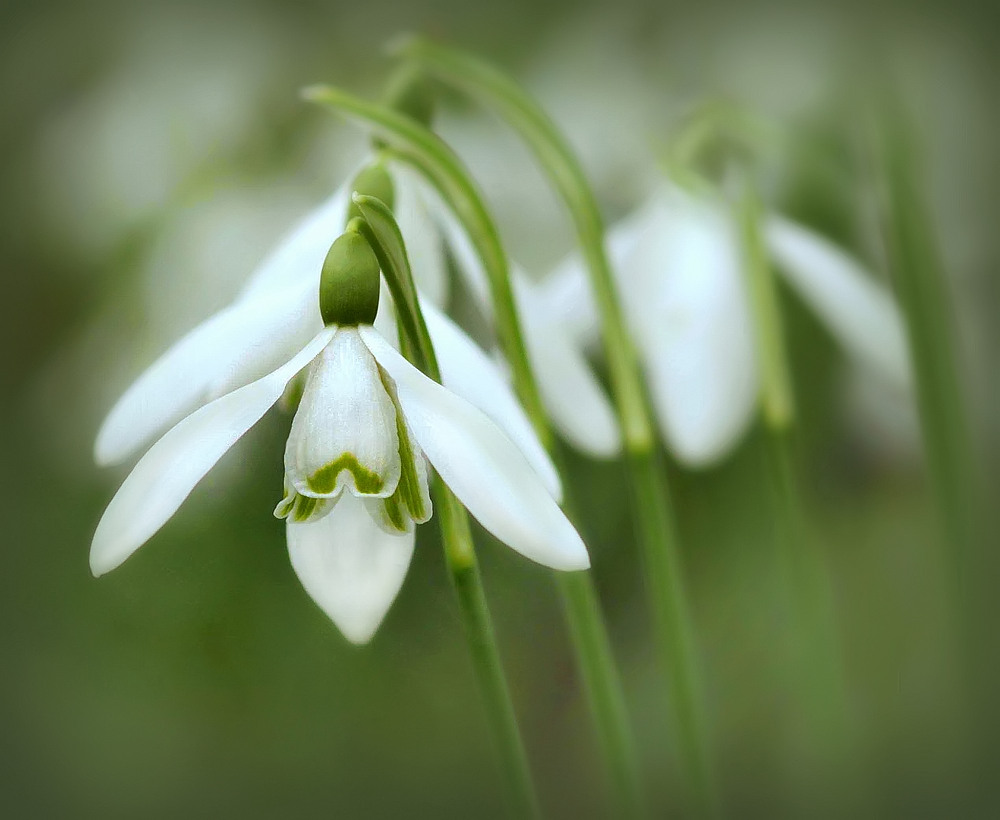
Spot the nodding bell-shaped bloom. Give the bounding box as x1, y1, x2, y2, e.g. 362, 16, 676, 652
92, 225, 588, 645
538, 183, 912, 467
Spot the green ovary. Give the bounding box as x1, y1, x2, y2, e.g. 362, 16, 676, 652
307, 453, 385, 495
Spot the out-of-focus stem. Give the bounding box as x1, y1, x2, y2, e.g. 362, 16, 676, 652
873, 108, 980, 598
736, 179, 852, 794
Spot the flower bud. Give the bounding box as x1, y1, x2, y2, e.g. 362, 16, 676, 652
319, 224, 381, 327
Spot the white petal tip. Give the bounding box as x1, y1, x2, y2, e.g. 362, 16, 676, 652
88, 539, 123, 578
557, 552, 591, 572
93, 429, 126, 468
579, 430, 624, 461
671, 443, 731, 470
334, 619, 381, 645
534, 527, 591, 572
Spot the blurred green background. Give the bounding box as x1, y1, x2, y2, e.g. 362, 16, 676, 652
1, 0, 997, 816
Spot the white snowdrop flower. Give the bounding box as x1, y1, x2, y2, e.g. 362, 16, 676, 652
91, 227, 589, 644
537, 183, 912, 467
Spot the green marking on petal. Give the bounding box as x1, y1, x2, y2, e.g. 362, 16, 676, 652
378, 366, 431, 524
275, 483, 334, 523
381, 494, 409, 533
292, 495, 320, 522
308, 453, 385, 495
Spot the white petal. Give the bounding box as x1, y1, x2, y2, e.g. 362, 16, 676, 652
287, 494, 415, 644
94, 279, 318, 467
207, 279, 321, 398
285, 328, 401, 499
239, 184, 349, 301
393, 165, 449, 307
765, 215, 912, 390
422, 297, 563, 500
534, 255, 599, 346
421, 182, 492, 311
360, 326, 589, 572
536, 206, 647, 347
622, 191, 759, 466
90, 328, 335, 577
514, 271, 622, 459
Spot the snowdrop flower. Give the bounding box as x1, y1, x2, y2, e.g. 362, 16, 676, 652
91, 226, 589, 643
538, 182, 912, 467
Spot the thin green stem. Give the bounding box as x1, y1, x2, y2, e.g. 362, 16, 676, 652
871, 101, 987, 791
395, 39, 715, 815
761, 426, 851, 781
736, 179, 851, 771
736, 182, 795, 430
353, 191, 541, 818
872, 108, 980, 598
434, 482, 542, 819
630, 450, 714, 815
320, 88, 647, 817
555, 481, 647, 819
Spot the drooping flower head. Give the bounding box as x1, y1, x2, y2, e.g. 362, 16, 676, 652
92, 211, 589, 643
537, 179, 912, 467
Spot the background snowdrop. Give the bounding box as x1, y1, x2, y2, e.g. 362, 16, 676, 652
539, 179, 912, 466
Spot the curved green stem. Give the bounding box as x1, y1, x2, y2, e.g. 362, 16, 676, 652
736, 178, 852, 763
317, 88, 647, 817
871, 101, 987, 788
354, 192, 541, 818
392, 39, 652, 450
394, 39, 716, 815
872, 107, 980, 596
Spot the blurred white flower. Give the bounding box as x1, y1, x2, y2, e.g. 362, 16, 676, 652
539, 183, 912, 466
92, 237, 588, 643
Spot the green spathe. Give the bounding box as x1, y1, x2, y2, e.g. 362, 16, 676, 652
319, 227, 381, 327
346, 163, 395, 223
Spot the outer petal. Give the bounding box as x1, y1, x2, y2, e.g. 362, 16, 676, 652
360, 326, 589, 572
622, 192, 759, 467
421, 298, 563, 500
238, 183, 349, 301
285, 328, 401, 500
95, 278, 318, 467
287, 494, 415, 644
394, 165, 449, 307
765, 215, 912, 390
514, 272, 621, 459
90, 328, 335, 577
208, 278, 321, 398
420, 181, 492, 310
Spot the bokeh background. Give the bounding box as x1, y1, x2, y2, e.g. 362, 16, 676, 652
1, 0, 997, 817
